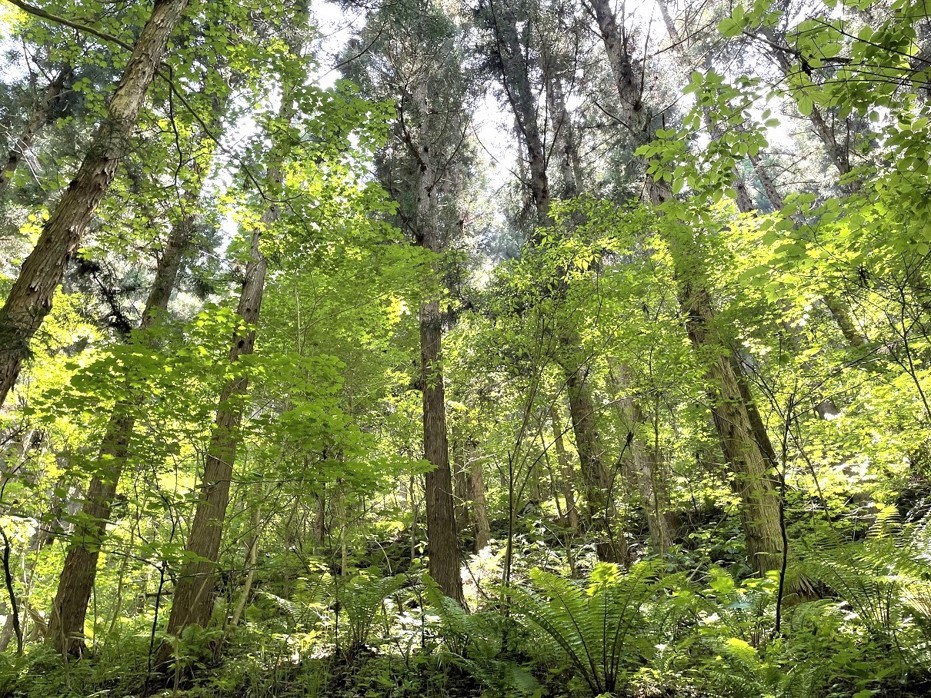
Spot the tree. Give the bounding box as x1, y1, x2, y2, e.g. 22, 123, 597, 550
0, 0, 190, 408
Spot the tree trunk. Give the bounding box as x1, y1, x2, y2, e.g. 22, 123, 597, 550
0, 472, 67, 652
681, 284, 784, 573
452, 440, 471, 535
420, 298, 463, 604
408, 74, 464, 605
0, 0, 189, 409
590, 0, 783, 573
563, 363, 627, 564
468, 450, 491, 552
485, 0, 551, 220
0, 65, 72, 195
549, 406, 579, 533
490, 5, 624, 562
163, 224, 268, 639
47, 209, 192, 656
228, 503, 262, 631
45, 83, 227, 652
606, 362, 673, 554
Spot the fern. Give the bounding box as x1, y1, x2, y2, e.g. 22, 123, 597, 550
334, 571, 406, 656
506, 561, 661, 695
423, 574, 539, 694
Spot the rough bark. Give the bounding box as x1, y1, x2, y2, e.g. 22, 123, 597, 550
0, 65, 72, 195
591, 0, 783, 572
420, 299, 463, 603
490, 7, 622, 562
0, 0, 189, 409
47, 211, 192, 655
163, 219, 268, 639
486, 0, 551, 221
406, 72, 465, 604
681, 284, 784, 573
45, 81, 227, 652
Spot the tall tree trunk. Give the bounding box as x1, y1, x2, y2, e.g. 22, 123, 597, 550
420, 299, 463, 603
163, 222, 268, 640
0, 65, 72, 195
488, 3, 623, 562
486, 0, 550, 220
468, 449, 491, 552
47, 210, 192, 656
589, 0, 783, 573
606, 362, 673, 554
549, 406, 579, 533
0, 0, 189, 409
160, 7, 310, 638
408, 74, 464, 605
682, 284, 784, 572
46, 84, 228, 653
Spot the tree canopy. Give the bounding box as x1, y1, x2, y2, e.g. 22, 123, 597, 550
1, 0, 931, 695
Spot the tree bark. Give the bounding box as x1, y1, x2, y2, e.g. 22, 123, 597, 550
0, 0, 189, 409
47, 209, 192, 655
590, 0, 783, 572
606, 362, 673, 554
163, 219, 268, 639
486, 0, 551, 221
452, 440, 471, 535
420, 299, 463, 603
406, 72, 465, 605
0, 65, 72, 195
681, 284, 784, 572
563, 362, 627, 564
490, 5, 624, 562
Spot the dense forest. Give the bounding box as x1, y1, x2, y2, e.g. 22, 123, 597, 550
0, 0, 930, 695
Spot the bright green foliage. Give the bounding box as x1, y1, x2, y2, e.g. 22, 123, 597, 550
506, 562, 661, 695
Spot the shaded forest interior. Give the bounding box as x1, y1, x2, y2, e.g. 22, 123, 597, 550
2, 0, 931, 695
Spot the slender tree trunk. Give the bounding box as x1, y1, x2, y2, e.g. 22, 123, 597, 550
468, 450, 491, 552
0, 472, 66, 652
562, 361, 626, 564
549, 406, 579, 533
159, 11, 312, 640
452, 440, 471, 535
313, 488, 327, 550
606, 362, 673, 554
590, 0, 783, 573
45, 89, 224, 652
228, 503, 261, 631
163, 222, 268, 640
490, 4, 623, 562
0, 65, 72, 195
0, 0, 189, 409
